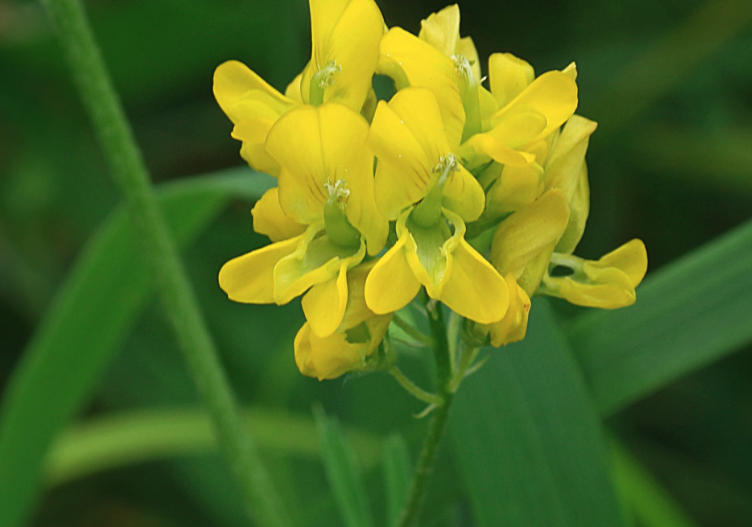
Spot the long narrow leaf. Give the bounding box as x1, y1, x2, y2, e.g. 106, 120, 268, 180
45, 407, 382, 487
450, 300, 627, 527
313, 406, 375, 527
568, 218, 752, 415
0, 167, 272, 527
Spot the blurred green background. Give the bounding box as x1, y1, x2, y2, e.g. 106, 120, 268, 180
1, 0, 751, 526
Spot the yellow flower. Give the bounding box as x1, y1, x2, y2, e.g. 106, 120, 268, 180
219, 103, 388, 338
213, 0, 384, 175
295, 260, 392, 380
486, 274, 531, 347
541, 240, 648, 309
364, 87, 509, 324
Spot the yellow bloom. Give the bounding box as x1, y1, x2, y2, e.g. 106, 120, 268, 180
219, 103, 388, 338
295, 260, 392, 380
213, 0, 384, 175
365, 87, 509, 323
541, 240, 648, 309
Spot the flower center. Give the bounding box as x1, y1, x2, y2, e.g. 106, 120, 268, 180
411, 154, 460, 228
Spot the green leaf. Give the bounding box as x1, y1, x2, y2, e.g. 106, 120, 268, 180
45, 407, 382, 487
313, 406, 375, 527
0, 167, 273, 527
382, 434, 412, 527
567, 219, 752, 415
450, 300, 627, 527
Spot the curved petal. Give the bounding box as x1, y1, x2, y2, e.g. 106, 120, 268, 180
252, 187, 306, 242
364, 230, 421, 314
460, 133, 537, 168
213, 60, 294, 120
369, 99, 433, 219
233, 118, 281, 176
442, 165, 485, 222
589, 239, 648, 287
285, 72, 304, 103
386, 88, 451, 164
490, 189, 570, 278
267, 103, 378, 228
555, 163, 590, 254
488, 53, 534, 108
492, 70, 578, 142
485, 162, 543, 216
544, 114, 597, 201
218, 235, 301, 303
418, 4, 460, 57
294, 322, 364, 380
552, 268, 636, 309
302, 261, 349, 337
274, 230, 365, 304
302, 0, 384, 110
380, 28, 466, 147
487, 274, 531, 347
440, 237, 509, 324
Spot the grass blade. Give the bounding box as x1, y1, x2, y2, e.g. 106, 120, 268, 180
313, 406, 375, 527
568, 218, 752, 415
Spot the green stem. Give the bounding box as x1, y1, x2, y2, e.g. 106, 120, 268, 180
40, 1, 288, 526
389, 367, 444, 406
392, 313, 434, 347
396, 303, 455, 527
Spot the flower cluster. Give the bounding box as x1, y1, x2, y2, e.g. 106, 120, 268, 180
214, 1, 647, 380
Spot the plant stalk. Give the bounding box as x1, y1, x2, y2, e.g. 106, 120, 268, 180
396, 302, 455, 527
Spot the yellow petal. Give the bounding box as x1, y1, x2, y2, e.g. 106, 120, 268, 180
589, 239, 648, 287
442, 164, 486, 222
214, 60, 294, 120
274, 230, 365, 304
488, 53, 534, 108
460, 133, 537, 168
267, 103, 381, 234
233, 118, 281, 176
418, 4, 460, 57
364, 231, 421, 314
490, 189, 570, 278
302, 262, 349, 337
252, 187, 306, 242
285, 73, 304, 103
485, 162, 543, 216
369, 94, 434, 219
551, 268, 636, 309
492, 70, 578, 143
404, 213, 451, 298
488, 274, 531, 347
339, 259, 379, 328
302, 0, 384, 110
544, 115, 597, 202
555, 163, 590, 254
218, 235, 301, 303
294, 322, 363, 380
441, 237, 509, 324
380, 28, 466, 148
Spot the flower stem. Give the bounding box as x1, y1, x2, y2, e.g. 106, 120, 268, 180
397, 302, 455, 527
40, 1, 288, 526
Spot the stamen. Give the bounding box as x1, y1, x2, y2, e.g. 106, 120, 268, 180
325, 178, 350, 210
317, 60, 342, 88
452, 54, 472, 79
430, 153, 460, 184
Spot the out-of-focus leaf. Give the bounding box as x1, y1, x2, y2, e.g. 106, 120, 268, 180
0, 167, 273, 527
627, 125, 752, 195
611, 438, 700, 527
313, 406, 375, 527
382, 434, 412, 527
590, 0, 752, 136
567, 218, 752, 415
45, 407, 382, 487
450, 300, 627, 527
